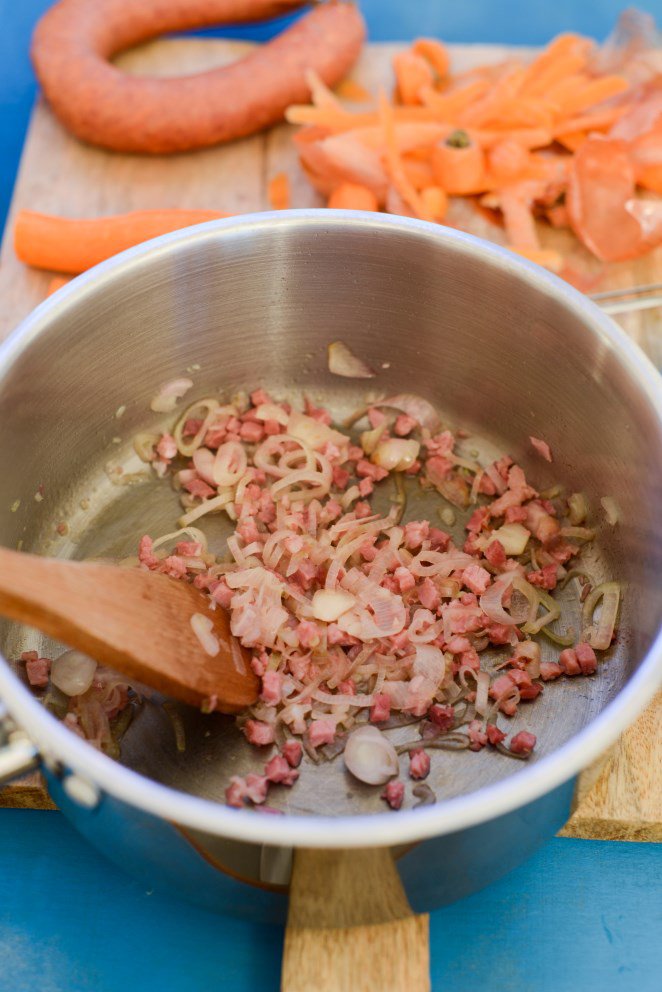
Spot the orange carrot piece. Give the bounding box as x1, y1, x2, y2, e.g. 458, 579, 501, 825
431, 129, 486, 194
474, 128, 552, 150
379, 93, 432, 220
514, 247, 564, 272
520, 34, 590, 93
412, 38, 450, 80
268, 172, 291, 210
555, 75, 630, 116
334, 78, 372, 102
306, 69, 345, 112
500, 186, 540, 251
402, 155, 436, 190
14, 209, 232, 274
286, 104, 446, 130
420, 78, 491, 118
488, 140, 530, 181
327, 183, 379, 211
393, 51, 435, 105
46, 275, 70, 296
553, 130, 588, 152
420, 186, 448, 220
552, 105, 629, 136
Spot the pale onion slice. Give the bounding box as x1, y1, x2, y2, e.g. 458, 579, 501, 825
344, 725, 399, 785
600, 496, 621, 526
254, 403, 290, 426
488, 522, 530, 556
190, 613, 220, 657
582, 582, 620, 650
311, 588, 356, 622
360, 422, 387, 455
479, 572, 527, 625
288, 411, 348, 452
150, 378, 193, 413
50, 650, 97, 697
375, 394, 441, 432
328, 341, 376, 379
372, 438, 420, 472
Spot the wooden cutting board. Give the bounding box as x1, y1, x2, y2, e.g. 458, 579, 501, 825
0, 39, 659, 840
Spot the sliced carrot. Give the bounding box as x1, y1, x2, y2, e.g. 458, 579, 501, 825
393, 51, 435, 105
431, 129, 486, 194
412, 38, 450, 80
488, 140, 530, 181
514, 247, 565, 272
46, 275, 70, 296
499, 184, 541, 251
268, 172, 290, 210
420, 79, 491, 118
420, 186, 448, 220
475, 128, 552, 150
306, 70, 345, 112
402, 155, 436, 190
14, 209, 232, 274
379, 92, 432, 220
334, 78, 372, 103
327, 183, 379, 211
552, 106, 629, 136
554, 75, 630, 117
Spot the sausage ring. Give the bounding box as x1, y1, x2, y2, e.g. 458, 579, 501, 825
31, 0, 366, 154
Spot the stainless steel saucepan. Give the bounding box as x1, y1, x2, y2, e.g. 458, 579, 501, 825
0, 212, 660, 989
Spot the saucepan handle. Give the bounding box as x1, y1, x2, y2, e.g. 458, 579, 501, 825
281, 847, 430, 992
0, 701, 40, 785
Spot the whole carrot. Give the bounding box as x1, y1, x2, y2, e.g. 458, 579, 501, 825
14, 209, 232, 274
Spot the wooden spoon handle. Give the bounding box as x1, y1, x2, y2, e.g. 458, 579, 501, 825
281, 848, 430, 992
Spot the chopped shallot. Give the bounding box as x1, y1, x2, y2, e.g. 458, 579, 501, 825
328, 341, 376, 379
344, 725, 399, 784
190, 613, 220, 657
150, 378, 194, 413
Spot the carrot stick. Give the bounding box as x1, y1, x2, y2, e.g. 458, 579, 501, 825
431, 129, 486, 194
500, 186, 540, 251
268, 172, 291, 210
402, 156, 436, 190
46, 275, 71, 296
379, 92, 432, 220
419, 79, 490, 118
555, 76, 630, 116
15, 209, 232, 274
554, 130, 587, 152
412, 38, 450, 80
393, 51, 435, 105
420, 185, 448, 220
334, 78, 372, 102
327, 183, 379, 210
554, 106, 629, 134
286, 104, 444, 129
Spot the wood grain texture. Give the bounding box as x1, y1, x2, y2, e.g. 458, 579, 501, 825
282, 848, 430, 992
0, 38, 659, 838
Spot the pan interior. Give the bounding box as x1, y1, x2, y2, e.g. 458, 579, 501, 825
0, 215, 658, 817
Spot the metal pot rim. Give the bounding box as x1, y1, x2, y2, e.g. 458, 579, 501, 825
1, 210, 661, 847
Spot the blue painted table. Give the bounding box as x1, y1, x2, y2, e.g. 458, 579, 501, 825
1, 3, 661, 990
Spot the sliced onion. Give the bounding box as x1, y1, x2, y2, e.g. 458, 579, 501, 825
360, 422, 387, 455
513, 640, 541, 678
133, 432, 159, 463
213, 441, 247, 487
51, 650, 97, 697
488, 522, 530, 556
192, 447, 215, 484
173, 399, 221, 457
560, 526, 596, 541
372, 438, 420, 472
600, 496, 621, 526
479, 572, 521, 625
288, 411, 348, 452
178, 490, 233, 527
344, 725, 399, 784
328, 341, 376, 379
311, 588, 356, 622
412, 644, 446, 685
582, 582, 620, 650
190, 613, 220, 657
374, 394, 441, 432
409, 550, 474, 578
474, 670, 490, 717
568, 492, 589, 525
529, 435, 553, 462
522, 587, 561, 635
150, 378, 193, 413
254, 403, 290, 426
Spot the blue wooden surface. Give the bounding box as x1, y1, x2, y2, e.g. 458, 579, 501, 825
0, 811, 660, 992
1, 3, 661, 990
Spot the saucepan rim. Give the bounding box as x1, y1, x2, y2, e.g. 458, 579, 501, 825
0, 210, 660, 848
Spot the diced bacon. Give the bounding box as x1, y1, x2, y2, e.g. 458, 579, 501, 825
575, 642, 598, 675
460, 648, 480, 670
367, 407, 387, 427
184, 478, 216, 499
356, 459, 389, 482
337, 679, 356, 695
389, 629, 411, 652
468, 719, 488, 750
297, 620, 322, 649
381, 779, 405, 810
156, 433, 177, 461
307, 719, 336, 748
304, 398, 332, 425
559, 648, 581, 676
478, 473, 497, 495
445, 635, 472, 654
426, 455, 452, 484
495, 455, 513, 479
394, 566, 416, 593
251, 653, 269, 677
525, 503, 561, 545
418, 577, 440, 611
355, 501, 372, 518
484, 539, 507, 568
509, 730, 536, 755
327, 624, 360, 646
370, 692, 391, 723
507, 669, 542, 701
504, 505, 529, 523
394, 414, 417, 436
358, 478, 374, 497
486, 623, 514, 645
204, 427, 227, 449
429, 704, 454, 731
225, 773, 269, 807
161, 555, 187, 578
319, 499, 343, 524
239, 421, 264, 443
526, 564, 558, 590
540, 661, 563, 681
263, 419, 282, 436
265, 754, 299, 786
405, 459, 422, 476
260, 670, 283, 705
409, 748, 431, 779
466, 506, 490, 534
25, 656, 50, 688
210, 578, 233, 609
243, 719, 276, 746
530, 436, 553, 462
183, 417, 203, 437
489, 488, 527, 518
175, 541, 203, 556
429, 528, 451, 551
138, 534, 160, 570
282, 740, 303, 768
333, 466, 350, 490
403, 520, 430, 549
360, 539, 378, 562
486, 723, 506, 745
462, 564, 491, 595
251, 389, 272, 407
347, 445, 364, 462
426, 430, 454, 455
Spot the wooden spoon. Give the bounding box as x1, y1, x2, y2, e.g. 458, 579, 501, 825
0, 547, 258, 711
